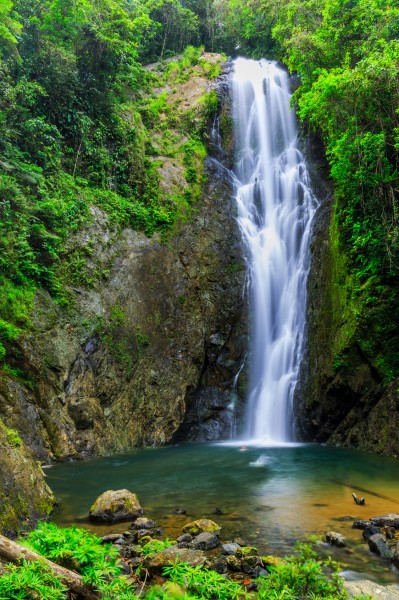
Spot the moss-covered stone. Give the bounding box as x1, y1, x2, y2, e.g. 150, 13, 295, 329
0, 419, 55, 537
89, 489, 143, 523
182, 519, 221, 536
236, 546, 259, 558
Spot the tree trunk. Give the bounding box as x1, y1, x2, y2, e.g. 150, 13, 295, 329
0, 534, 99, 600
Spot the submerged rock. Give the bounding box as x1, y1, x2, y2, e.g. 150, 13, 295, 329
183, 519, 221, 535
131, 517, 155, 530
89, 489, 143, 523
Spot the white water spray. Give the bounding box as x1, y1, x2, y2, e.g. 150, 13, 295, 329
232, 58, 317, 444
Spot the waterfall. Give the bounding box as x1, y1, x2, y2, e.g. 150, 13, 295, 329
232, 58, 317, 444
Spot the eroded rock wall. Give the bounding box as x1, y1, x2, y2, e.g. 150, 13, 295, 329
295, 132, 399, 456
0, 62, 247, 468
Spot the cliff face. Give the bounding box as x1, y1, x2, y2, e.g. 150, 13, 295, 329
0, 420, 54, 537
0, 61, 246, 473
295, 133, 399, 456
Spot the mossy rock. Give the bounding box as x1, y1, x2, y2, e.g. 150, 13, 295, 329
0, 420, 55, 536
236, 546, 258, 558
89, 489, 143, 523
182, 518, 221, 536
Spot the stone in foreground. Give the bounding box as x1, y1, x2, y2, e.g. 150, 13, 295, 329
143, 547, 206, 574
89, 489, 143, 523
367, 533, 392, 558
183, 519, 221, 535
325, 531, 346, 547
345, 580, 399, 599
190, 531, 220, 550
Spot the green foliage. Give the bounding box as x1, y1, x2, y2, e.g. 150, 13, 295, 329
163, 559, 247, 600
140, 538, 176, 556
5, 426, 22, 447
257, 543, 347, 600
0, 561, 67, 600
26, 522, 135, 596
0, 0, 216, 366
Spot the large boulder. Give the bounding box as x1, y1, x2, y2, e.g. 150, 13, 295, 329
89, 489, 143, 523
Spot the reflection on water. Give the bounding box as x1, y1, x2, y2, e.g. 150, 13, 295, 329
47, 444, 399, 583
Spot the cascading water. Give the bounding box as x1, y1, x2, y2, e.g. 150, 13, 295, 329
232, 58, 317, 444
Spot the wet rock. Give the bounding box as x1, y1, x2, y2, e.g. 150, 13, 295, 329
233, 538, 246, 546
89, 489, 143, 523
242, 555, 262, 574
136, 529, 153, 541
171, 508, 187, 516
226, 555, 241, 571
384, 526, 396, 540
177, 542, 191, 549
190, 531, 221, 551
371, 514, 399, 529
246, 582, 258, 592
362, 526, 380, 540
222, 543, 240, 555
367, 533, 392, 558
183, 519, 221, 536
390, 544, 399, 569
333, 516, 355, 522
122, 531, 135, 541
114, 544, 130, 558
100, 533, 125, 544
143, 547, 206, 574
131, 517, 156, 530
325, 531, 346, 547
352, 519, 372, 530
345, 580, 399, 599
206, 558, 228, 574
236, 546, 258, 558
214, 507, 224, 515
177, 533, 192, 544
253, 567, 268, 578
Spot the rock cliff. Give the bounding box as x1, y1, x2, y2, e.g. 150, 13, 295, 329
295, 132, 399, 456
0, 58, 247, 532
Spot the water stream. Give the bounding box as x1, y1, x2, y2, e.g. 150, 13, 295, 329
44, 59, 399, 587
48, 444, 399, 583
232, 58, 317, 443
